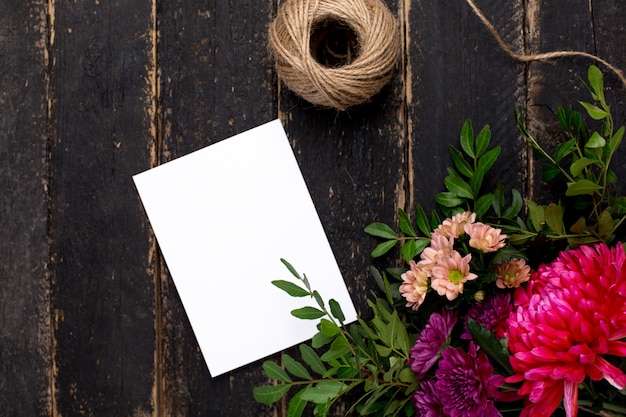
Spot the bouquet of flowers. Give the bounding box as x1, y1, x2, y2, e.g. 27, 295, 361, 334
253, 65, 626, 417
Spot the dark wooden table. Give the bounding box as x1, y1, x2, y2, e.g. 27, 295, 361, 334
2, 0, 625, 416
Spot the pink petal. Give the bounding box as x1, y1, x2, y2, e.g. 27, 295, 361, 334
563, 380, 579, 417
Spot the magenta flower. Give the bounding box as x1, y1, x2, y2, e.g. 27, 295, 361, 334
461, 292, 512, 340
435, 342, 504, 417
505, 243, 626, 417
407, 309, 458, 379
412, 379, 448, 417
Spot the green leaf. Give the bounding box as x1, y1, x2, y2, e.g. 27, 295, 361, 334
415, 204, 432, 236
435, 191, 465, 208
469, 165, 485, 199
449, 145, 474, 178
474, 193, 494, 218
460, 119, 475, 158
272, 280, 310, 297
283, 353, 312, 380
375, 344, 392, 357
364, 222, 398, 239
569, 157, 596, 177
312, 290, 325, 309
545, 203, 564, 235
554, 138, 577, 162
287, 389, 308, 417
371, 240, 397, 258
527, 200, 545, 231
312, 331, 334, 348
263, 361, 292, 383
467, 319, 513, 375
281, 258, 301, 279
597, 210, 614, 239
291, 306, 326, 320
300, 344, 327, 376
300, 382, 347, 403
319, 318, 341, 337
579, 101, 608, 120
475, 124, 491, 157
609, 126, 624, 155
329, 299, 345, 323
397, 208, 416, 237
253, 384, 291, 404
477, 146, 501, 175
542, 164, 561, 182
400, 240, 417, 263
585, 131, 606, 149
587, 64, 604, 100
445, 174, 474, 199
503, 189, 524, 219
565, 179, 603, 196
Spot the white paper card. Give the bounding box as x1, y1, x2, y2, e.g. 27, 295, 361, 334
133, 119, 357, 377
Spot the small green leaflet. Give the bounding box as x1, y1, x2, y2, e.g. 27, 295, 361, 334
364, 222, 398, 239
263, 360, 292, 383
299, 381, 348, 403
283, 353, 312, 380
291, 306, 325, 320
272, 280, 310, 297
300, 344, 327, 376
252, 384, 290, 404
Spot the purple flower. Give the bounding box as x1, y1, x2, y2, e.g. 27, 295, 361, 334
461, 292, 512, 340
407, 309, 458, 379
412, 379, 448, 417
435, 343, 504, 417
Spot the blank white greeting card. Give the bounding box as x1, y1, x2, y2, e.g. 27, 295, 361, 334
133, 119, 357, 377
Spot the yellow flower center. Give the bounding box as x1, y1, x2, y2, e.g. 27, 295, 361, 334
449, 269, 465, 284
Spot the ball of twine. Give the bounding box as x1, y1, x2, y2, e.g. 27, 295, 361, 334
269, 0, 400, 111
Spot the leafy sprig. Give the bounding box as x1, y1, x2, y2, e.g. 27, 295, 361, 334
253, 259, 415, 417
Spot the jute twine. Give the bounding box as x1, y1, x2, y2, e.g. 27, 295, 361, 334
269, 0, 400, 110
465, 0, 626, 89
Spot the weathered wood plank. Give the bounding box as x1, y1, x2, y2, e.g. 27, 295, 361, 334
278, 0, 406, 317
0, 0, 51, 415
408, 0, 527, 214
157, 1, 277, 415
48, 0, 157, 415
525, 0, 626, 244
274, 2, 405, 415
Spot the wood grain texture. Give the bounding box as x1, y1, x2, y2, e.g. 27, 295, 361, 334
0, 0, 50, 415
1, 0, 625, 415
157, 1, 277, 416
408, 0, 527, 214
48, 0, 157, 415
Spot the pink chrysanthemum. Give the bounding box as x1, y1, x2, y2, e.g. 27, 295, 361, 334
505, 242, 626, 417
412, 379, 448, 417
431, 251, 478, 301
464, 222, 507, 253
462, 292, 512, 340
495, 258, 531, 289
418, 233, 454, 274
400, 260, 429, 310
435, 342, 505, 417
407, 309, 458, 379
434, 211, 477, 239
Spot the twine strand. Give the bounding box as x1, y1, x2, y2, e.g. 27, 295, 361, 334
465, 0, 626, 89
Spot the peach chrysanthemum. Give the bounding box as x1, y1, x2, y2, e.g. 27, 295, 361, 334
505, 243, 626, 417
400, 260, 429, 310
434, 211, 476, 239
431, 251, 478, 300
418, 233, 454, 274
464, 222, 507, 253
495, 258, 531, 289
